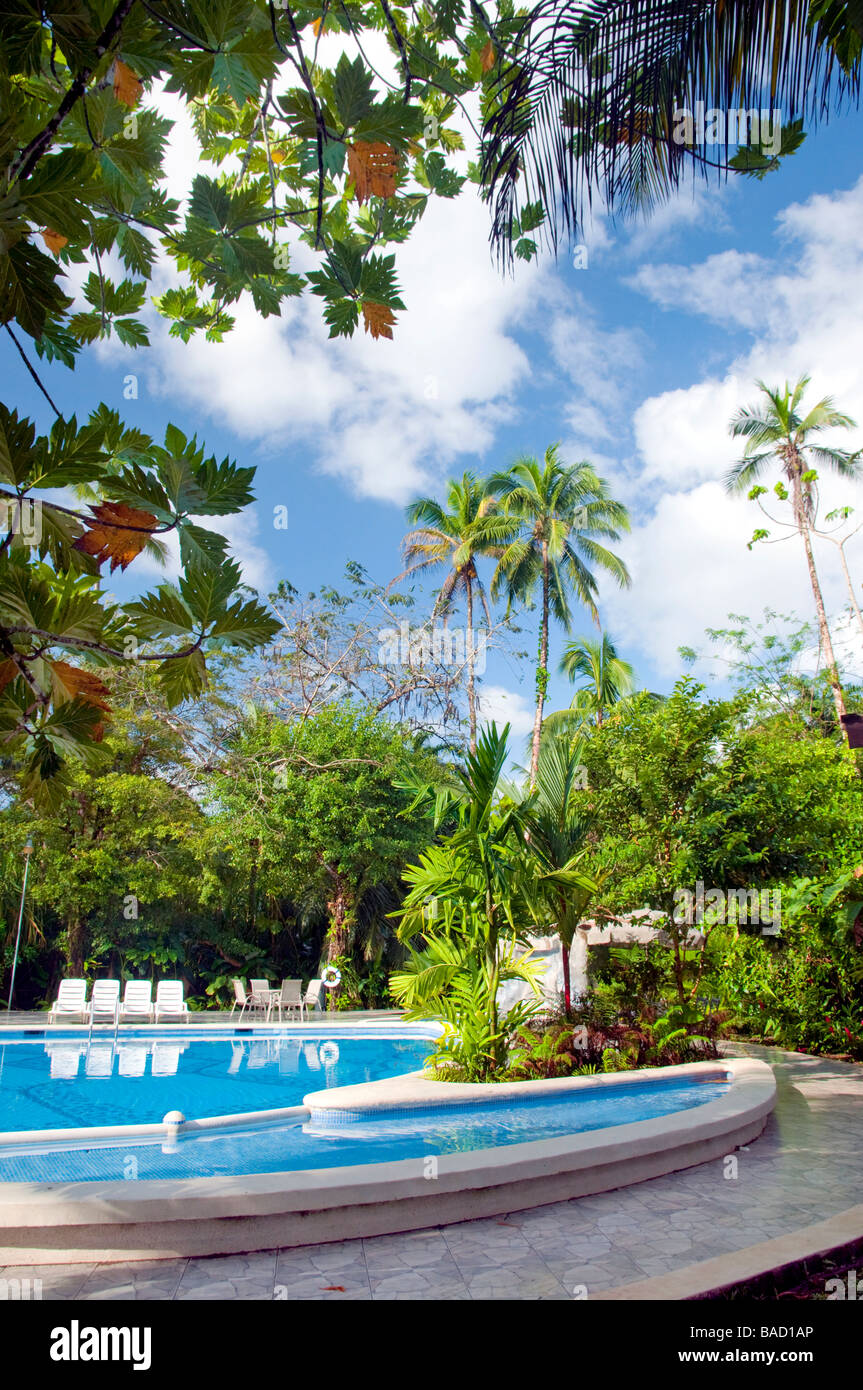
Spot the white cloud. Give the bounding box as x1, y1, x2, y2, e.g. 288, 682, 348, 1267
621, 181, 734, 261
143, 183, 545, 505
600, 481, 862, 679
551, 295, 644, 449
632, 376, 745, 489
613, 176, 863, 672
476, 683, 535, 739
626, 250, 774, 330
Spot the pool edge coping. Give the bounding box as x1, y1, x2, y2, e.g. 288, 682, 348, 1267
0, 1057, 775, 1264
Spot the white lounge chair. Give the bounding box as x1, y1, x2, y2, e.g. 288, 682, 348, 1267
48, 978, 88, 1024
88, 979, 120, 1026
153, 980, 189, 1021
118, 1044, 148, 1077
48, 1041, 83, 1078
85, 1042, 115, 1077
119, 980, 153, 1022
151, 1042, 183, 1076
304, 979, 324, 1014
271, 979, 304, 1022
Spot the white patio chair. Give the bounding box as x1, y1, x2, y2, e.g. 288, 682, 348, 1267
271, 979, 304, 1022
119, 980, 153, 1022
248, 1040, 270, 1069
85, 1043, 115, 1078
48, 978, 88, 1024
303, 1041, 321, 1070
249, 977, 274, 1014
230, 979, 267, 1021
153, 980, 189, 1021
304, 979, 324, 1014
88, 979, 120, 1026
48, 1042, 83, 1078
230, 978, 249, 1017
277, 1040, 301, 1074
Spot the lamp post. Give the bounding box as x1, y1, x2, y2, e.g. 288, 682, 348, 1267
6, 837, 33, 1012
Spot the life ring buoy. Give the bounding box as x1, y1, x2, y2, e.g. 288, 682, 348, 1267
319, 1041, 340, 1066
321, 966, 341, 989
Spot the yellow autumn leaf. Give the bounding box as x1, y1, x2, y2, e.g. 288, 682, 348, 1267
72, 501, 158, 573
312, 17, 324, 34
347, 142, 399, 203
480, 39, 496, 73
270, 148, 286, 165
113, 58, 143, 109
362, 301, 396, 341
42, 228, 68, 256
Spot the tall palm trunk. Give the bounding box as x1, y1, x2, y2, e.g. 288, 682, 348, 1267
789, 453, 847, 734
529, 541, 550, 786
465, 573, 477, 753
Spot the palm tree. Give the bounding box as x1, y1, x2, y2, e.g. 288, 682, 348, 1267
480, 0, 861, 266
559, 632, 634, 727
522, 728, 605, 1015
726, 377, 861, 735
487, 446, 631, 783
400, 473, 503, 752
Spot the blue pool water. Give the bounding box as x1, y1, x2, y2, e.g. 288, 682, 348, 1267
0, 1031, 431, 1133
0, 1057, 729, 1184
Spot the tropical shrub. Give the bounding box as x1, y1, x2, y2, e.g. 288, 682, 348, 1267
389, 726, 546, 1080
505, 1023, 581, 1080
720, 869, 863, 1059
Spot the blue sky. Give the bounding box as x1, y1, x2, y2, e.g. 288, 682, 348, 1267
4, 80, 863, 742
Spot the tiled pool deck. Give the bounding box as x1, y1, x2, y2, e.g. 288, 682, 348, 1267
0, 1041, 860, 1300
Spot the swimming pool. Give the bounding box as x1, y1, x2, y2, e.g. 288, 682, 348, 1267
0, 1029, 432, 1134
0, 1074, 729, 1183
0, 1044, 773, 1264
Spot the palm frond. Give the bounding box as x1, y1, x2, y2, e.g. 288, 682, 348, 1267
481, 0, 858, 266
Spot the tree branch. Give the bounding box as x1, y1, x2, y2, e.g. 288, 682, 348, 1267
8, 0, 140, 187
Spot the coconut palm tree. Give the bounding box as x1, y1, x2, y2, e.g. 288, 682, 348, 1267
559, 631, 635, 727
726, 376, 861, 735
487, 446, 631, 783
481, 0, 861, 266
400, 472, 503, 752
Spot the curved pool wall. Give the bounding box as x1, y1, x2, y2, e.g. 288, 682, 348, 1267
0, 1054, 776, 1265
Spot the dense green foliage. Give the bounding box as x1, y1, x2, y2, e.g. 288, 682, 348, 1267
0, 669, 440, 1007
390, 725, 547, 1079
0, 0, 537, 796
1, 0, 532, 355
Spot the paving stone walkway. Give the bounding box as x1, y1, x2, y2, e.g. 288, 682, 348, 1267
2, 1045, 861, 1300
